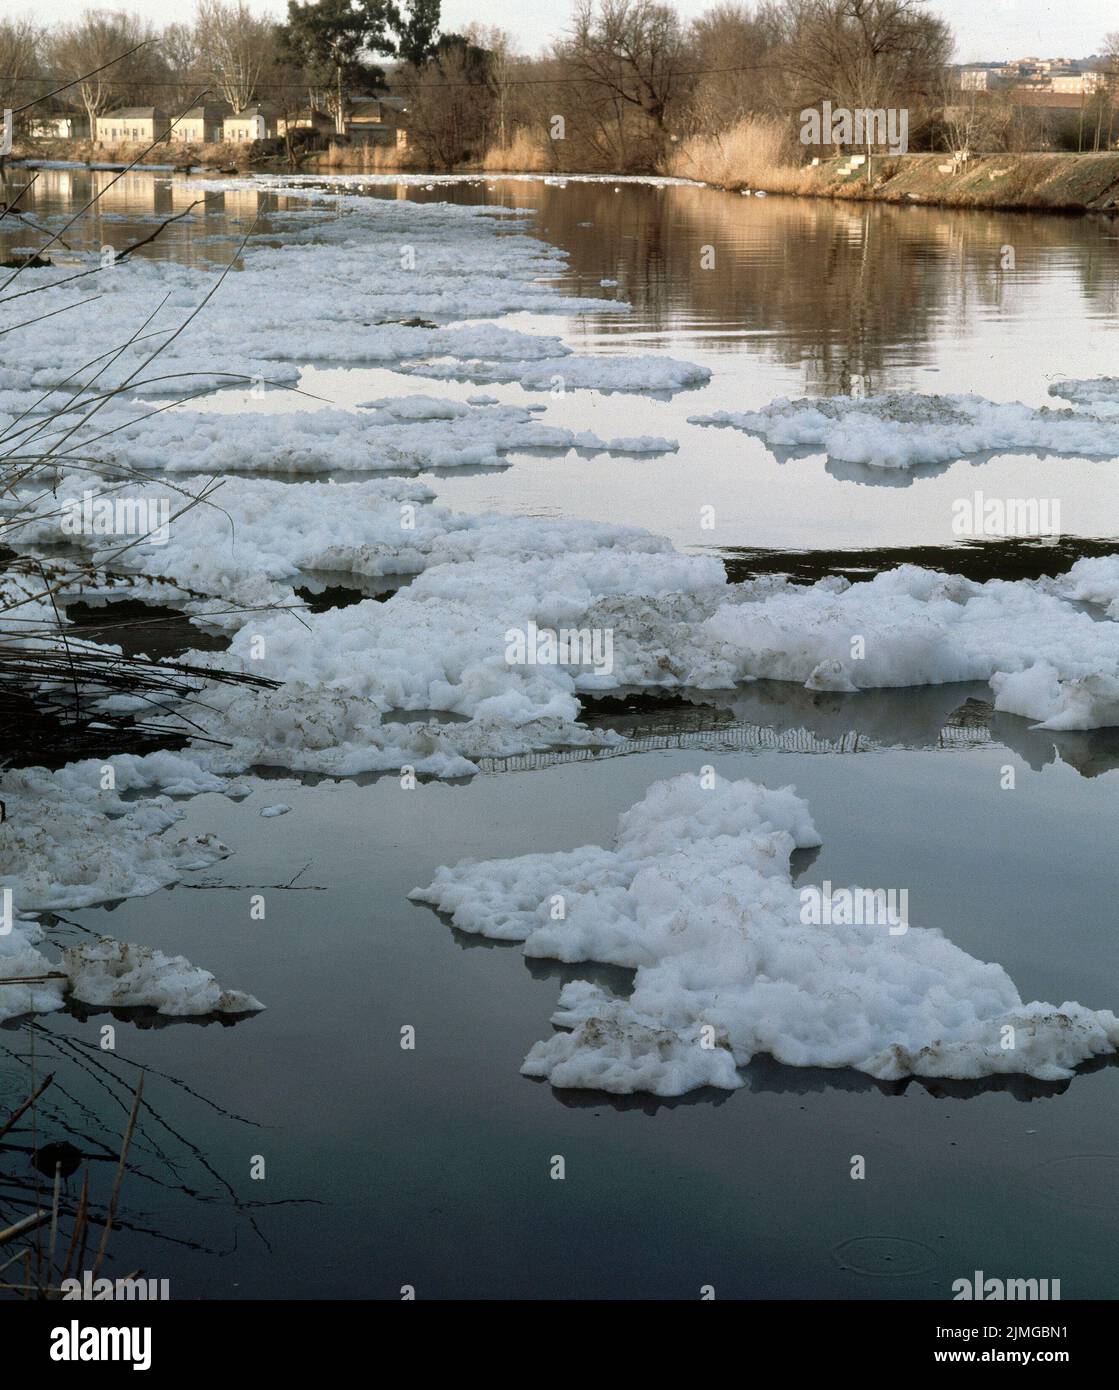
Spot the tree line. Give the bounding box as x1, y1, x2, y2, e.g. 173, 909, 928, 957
3, 0, 1118, 168
0, 1, 441, 139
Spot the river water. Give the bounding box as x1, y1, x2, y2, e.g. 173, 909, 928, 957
2, 169, 1118, 1300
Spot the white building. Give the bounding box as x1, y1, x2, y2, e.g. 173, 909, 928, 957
223, 105, 277, 143
173, 104, 230, 143
95, 107, 168, 145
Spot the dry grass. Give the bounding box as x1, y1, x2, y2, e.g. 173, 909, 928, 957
664, 117, 810, 192
481, 128, 556, 173
15, 136, 246, 167
311, 140, 415, 172
0, 1071, 142, 1299
663, 119, 1119, 209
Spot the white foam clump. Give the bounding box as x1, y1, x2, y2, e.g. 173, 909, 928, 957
1051, 552, 1119, 618
0, 919, 68, 1022
191, 538, 726, 777
690, 388, 1119, 468
0, 929, 262, 1024
10, 474, 438, 618
0, 193, 631, 406
0, 753, 262, 1023
411, 353, 711, 393
411, 773, 1119, 1095
0, 754, 232, 913
36, 395, 677, 476
62, 938, 263, 1016
21, 471, 1119, 751
697, 566, 1119, 730
1047, 377, 1119, 410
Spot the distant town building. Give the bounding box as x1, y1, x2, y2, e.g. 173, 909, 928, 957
1051, 71, 1109, 94
345, 96, 409, 147
95, 107, 169, 144
276, 108, 335, 140
173, 103, 231, 143
959, 66, 996, 91
223, 104, 278, 143
29, 102, 90, 140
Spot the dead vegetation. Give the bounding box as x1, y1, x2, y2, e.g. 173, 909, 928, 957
1, 100, 288, 769
663, 117, 1119, 209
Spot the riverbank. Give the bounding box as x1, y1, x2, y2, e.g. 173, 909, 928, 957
11, 137, 416, 177
13, 138, 1119, 214
665, 130, 1119, 211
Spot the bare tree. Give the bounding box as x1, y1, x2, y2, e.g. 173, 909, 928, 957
194, 0, 278, 111
0, 17, 44, 125
162, 22, 202, 83
471, 25, 516, 150
685, 3, 783, 133
565, 0, 689, 147
774, 0, 951, 121
1097, 31, 1119, 150
46, 11, 168, 129
400, 34, 494, 169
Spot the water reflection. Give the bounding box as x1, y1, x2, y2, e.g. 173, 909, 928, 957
455, 180, 1119, 395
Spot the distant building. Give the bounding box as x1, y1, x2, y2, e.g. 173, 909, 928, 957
29, 102, 91, 140
95, 107, 169, 144
173, 103, 231, 144
959, 68, 991, 91
223, 104, 278, 143
1056, 71, 1106, 93
344, 96, 409, 148
1016, 89, 1093, 111
276, 108, 335, 139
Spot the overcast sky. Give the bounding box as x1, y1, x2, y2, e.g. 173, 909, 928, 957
19, 0, 1116, 64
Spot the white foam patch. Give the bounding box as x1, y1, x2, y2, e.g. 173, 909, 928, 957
0, 192, 635, 405
695, 567, 1119, 730
0, 755, 233, 913
411, 773, 1119, 1095
408, 354, 711, 393
0, 754, 263, 1023
18, 476, 1119, 779
14, 393, 678, 477
691, 386, 1119, 468
62, 938, 263, 1016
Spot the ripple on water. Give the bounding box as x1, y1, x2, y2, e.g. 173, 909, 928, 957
1025, 1154, 1119, 1209
832, 1235, 939, 1277
0, 1069, 28, 1103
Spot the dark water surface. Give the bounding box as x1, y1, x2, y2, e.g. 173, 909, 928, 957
3, 172, 1118, 1300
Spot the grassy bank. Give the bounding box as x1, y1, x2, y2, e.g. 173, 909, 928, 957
14, 137, 416, 175
14, 137, 251, 169
17, 130, 1119, 210
664, 120, 1119, 211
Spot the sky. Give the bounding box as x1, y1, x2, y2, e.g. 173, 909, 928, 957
18, 0, 1117, 64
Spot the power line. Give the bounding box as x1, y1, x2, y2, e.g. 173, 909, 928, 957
10, 59, 787, 101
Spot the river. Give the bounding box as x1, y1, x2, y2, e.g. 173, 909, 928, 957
2, 169, 1117, 1300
